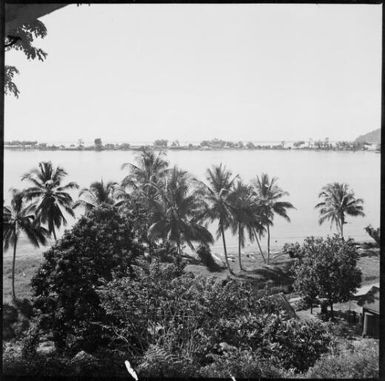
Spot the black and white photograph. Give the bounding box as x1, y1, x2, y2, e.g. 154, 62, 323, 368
2, 2, 381, 379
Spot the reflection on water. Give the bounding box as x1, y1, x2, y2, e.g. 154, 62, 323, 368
3, 149, 380, 257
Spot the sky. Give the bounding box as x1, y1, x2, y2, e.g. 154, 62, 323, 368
4, 4, 382, 144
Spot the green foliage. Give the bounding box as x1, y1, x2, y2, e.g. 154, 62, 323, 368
153, 139, 168, 148
148, 166, 214, 255
2, 347, 110, 377
293, 236, 362, 316
252, 173, 294, 262
196, 244, 222, 272
198, 163, 239, 274
315, 183, 365, 237
22, 161, 79, 240
99, 262, 332, 374
74, 179, 121, 212
4, 66, 20, 97
283, 242, 303, 259
5, 20, 48, 97
365, 225, 380, 246
3, 189, 48, 301
32, 205, 144, 352
137, 344, 198, 377
305, 339, 379, 379
199, 347, 283, 378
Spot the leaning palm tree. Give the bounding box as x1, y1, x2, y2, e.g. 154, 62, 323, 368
3, 189, 48, 301
228, 181, 266, 271
252, 173, 294, 264
73, 179, 123, 213
148, 166, 213, 260
197, 164, 238, 275
22, 161, 79, 241
315, 182, 365, 238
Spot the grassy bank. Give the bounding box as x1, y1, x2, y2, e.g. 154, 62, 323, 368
3, 244, 380, 304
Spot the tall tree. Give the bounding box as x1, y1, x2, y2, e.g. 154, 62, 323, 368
121, 148, 169, 249
198, 164, 238, 275
252, 173, 294, 264
74, 179, 123, 213
121, 147, 169, 192
228, 181, 265, 270
148, 166, 213, 259
293, 236, 362, 318
3, 189, 47, 301
22, 161, 79, 240
315, 183, 365, 238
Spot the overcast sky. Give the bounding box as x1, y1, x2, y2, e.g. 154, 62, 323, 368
4, 4, 382, 143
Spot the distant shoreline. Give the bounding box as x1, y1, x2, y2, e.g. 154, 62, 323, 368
3, 145, 381, 153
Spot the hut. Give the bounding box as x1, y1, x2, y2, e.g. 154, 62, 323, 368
359, 286, 380, 339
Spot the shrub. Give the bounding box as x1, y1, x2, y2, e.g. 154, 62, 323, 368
3, 304, 19, 340
196, 245, 222, 272
137, 344, 198, 377
99, 262, 332, 374
31, 205, 145, 353
305, 339, 379, 378
283, 242, 303, 259
293, 236, 362, 317
196, 244, 222, 272
199, 347, 283, 378
3, 302, 32, 341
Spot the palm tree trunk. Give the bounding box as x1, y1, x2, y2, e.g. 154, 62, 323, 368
253, 228, 266, 263
220, 224, 233, 275
267, 225, 271, 265
238, 223, 243, 271
12, 236, 18, 302
176, 242, 182, 265
340, 215, 344, 239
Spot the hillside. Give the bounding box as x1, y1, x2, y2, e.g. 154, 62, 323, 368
355, 128, 381, 144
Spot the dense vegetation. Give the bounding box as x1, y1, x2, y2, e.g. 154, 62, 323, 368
3, 149, 378, 378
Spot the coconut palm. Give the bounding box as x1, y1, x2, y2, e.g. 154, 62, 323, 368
121, 147, 169, 191
148, 166, 213, 259
22, 161, 79, 240
3, 189, 48, 301
198, 164, 238, 275
73, 179, 124, 213
228, 181, 266, 270
315, 183, 365, 238
252, 173, 294, 264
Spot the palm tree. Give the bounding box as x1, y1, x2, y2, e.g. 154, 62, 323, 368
198, 164, 238, 275
252, 173, 294, 264
121, 148, 170, 252
73, 179, 123, 213
148, 166, 213, 259
315, 183, 365, 238
228, 181, 266, 271
22, 161, 79, 241
121, 147, 169, 191
3, 189, 48, 301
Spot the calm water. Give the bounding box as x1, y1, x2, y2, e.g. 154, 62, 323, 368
3, 149, 381, 258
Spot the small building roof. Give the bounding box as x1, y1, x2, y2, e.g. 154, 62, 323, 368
354, 283, 380, 297
360, 286, 380, 315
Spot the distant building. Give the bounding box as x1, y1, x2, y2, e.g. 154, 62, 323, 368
354, 284, 380, 339
365, 143, 378, 151
360, 286, 380, 339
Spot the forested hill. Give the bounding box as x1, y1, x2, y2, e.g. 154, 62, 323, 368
354, 128, 381, 144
